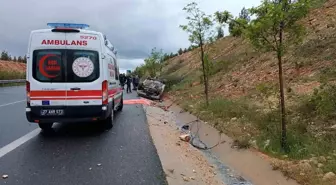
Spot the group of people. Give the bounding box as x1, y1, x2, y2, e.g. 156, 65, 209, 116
119, 73, 140, 93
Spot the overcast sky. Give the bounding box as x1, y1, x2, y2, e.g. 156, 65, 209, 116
0, 0, 260, 73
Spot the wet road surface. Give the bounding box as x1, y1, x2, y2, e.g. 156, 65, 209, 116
0, 86, 37, 148
0, 86, 167, 185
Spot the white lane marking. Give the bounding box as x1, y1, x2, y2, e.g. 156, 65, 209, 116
0, 128, 40, 158
0, 100, 25, 108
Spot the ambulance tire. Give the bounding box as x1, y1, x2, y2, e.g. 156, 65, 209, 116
103, 104, 114, 130
116, 97, 123, 112
39, 123, 53, 131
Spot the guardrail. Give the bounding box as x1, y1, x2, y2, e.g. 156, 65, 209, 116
0, 79, 25, 85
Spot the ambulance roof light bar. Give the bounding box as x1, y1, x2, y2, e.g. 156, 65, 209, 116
47, 23, 90, 29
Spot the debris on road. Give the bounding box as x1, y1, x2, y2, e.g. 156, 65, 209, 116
181, 125, 189, 131
179, 134, 191, 142
97, 163, 102, 166
182, 176, 189, 182
2, 174, 8, 179
137, 78, 165, 100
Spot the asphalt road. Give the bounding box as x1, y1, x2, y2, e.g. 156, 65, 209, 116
0, 86, 167, 185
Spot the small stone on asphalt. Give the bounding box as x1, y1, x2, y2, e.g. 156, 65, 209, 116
97, 163, 102, 166
2, 175, 8, 179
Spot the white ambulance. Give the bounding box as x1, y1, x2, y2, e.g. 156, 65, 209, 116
25, 23, 123, 130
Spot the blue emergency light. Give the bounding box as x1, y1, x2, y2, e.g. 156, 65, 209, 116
47, 23, 90, 29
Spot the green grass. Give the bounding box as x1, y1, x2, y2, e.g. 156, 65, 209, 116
181, 92, 336, 170
0, 70, 25, 80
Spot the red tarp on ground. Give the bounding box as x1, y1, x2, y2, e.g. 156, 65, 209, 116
123, 98, 153, 106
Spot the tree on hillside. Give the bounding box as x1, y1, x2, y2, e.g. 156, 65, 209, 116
163, 53, 170, 61
228, 17, 249, 37
214, 10, 232, 39
180, 2, 213, 106
177, 48, 183, 55
134, 64, 147, 78
169, 52, 174, 58
13, 56, 17, 61
151, 48, 164, 72
17, 56, 22, 62
245, 0, 311, 152
239, 7, 250, 22
183, 48, 188, 53
0, 51, 10, 61
228, 7, 251, 37
142, 47, 164, 77
23, 55, 27, 63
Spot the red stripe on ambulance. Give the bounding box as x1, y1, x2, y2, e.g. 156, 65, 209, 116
30, 89, 122, 98
31, 90, 102, 97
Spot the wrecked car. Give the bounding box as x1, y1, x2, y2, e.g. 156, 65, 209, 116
137, 78, 165, 100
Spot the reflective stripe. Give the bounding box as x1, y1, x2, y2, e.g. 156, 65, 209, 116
31, 97, 101, 100
30, 90, 102, 97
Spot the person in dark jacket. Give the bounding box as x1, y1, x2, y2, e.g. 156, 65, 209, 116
126, 75, 132, 93
133, 75, 139, 90
132, 75, 137, 90
119, 73, 125, 90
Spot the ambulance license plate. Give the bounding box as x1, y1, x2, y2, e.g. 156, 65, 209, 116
40, 109, 64, 116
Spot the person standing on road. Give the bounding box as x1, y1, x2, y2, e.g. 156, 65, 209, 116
132, 75, 136, 90
126, 75, 132, 93
134, 75, 139, 90
119, 73, 124, 90
121, 73, 126, 90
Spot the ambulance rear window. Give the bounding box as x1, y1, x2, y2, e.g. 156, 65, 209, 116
32, 49, 99, 83
66, 50, 99, 83
33, 50, 64, 82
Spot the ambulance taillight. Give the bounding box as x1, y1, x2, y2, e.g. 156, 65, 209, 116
102, 80, 108, 105
26, 81, 30, 106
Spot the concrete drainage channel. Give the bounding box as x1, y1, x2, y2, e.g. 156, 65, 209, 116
201, 149, 253, 185
176, 118, 254, 185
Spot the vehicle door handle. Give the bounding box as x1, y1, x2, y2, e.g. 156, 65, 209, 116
70, 87, 81, 90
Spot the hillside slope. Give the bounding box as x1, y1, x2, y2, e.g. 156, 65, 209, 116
161, 1, 336, 185
0, 60, 26, 80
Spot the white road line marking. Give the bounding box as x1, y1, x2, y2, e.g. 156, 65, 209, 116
0, 128, 40, 158
0, 100, 25, 107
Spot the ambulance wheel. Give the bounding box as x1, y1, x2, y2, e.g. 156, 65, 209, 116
117, 97, 123, 112
103, 107, 114, 130
39, 123, 53, 131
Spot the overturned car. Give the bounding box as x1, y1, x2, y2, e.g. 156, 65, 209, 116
137, 78, 165, 100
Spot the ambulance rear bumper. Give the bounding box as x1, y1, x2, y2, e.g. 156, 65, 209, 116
26, 104, 112, 124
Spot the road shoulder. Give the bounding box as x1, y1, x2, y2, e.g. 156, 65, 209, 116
144, 105, 224, 185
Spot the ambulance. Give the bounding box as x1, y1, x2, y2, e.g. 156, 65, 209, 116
25, 23, 123, 130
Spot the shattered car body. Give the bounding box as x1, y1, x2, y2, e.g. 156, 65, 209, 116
137, 78, 165, 100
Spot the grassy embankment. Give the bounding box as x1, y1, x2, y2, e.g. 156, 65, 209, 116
160, 1, 336, 184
